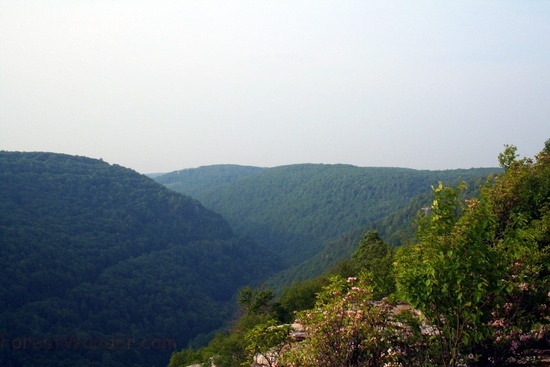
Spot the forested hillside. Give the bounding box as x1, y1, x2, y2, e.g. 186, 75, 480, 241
266, 173, 494, 289
0, 152, 282, 367
155, 164, 501, 267
168, 142, 549, 367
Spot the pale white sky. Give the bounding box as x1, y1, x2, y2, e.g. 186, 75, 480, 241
1, 1, 549, 173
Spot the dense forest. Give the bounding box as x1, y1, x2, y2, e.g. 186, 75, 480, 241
168, 142, 549, 367
0, 152, 282, 367
2, 147, 544, 367
266, 173, 495, 289
155, 164, 500, 270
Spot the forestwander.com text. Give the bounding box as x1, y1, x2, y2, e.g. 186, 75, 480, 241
0, 335, 177, 352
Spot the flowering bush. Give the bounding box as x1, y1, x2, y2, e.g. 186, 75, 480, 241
281, 275, 432, 367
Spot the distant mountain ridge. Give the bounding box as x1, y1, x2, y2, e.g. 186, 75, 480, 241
154, 164, 501, 269
0, 152, 282, 367
154, 164, 265, 198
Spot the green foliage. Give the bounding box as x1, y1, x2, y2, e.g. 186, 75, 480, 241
172, 141, 548, 367
266, 174, 490, 292
276, 276, 329, 323
476, 142, 550, 365
352, 230, 396, 299
155, 164, 500, 269
395, 142, 550, 366
498, 144, 519, 171
0, 152, 283, 367
237, 287, 276, 317
264, 228, 367, 290
244, 320, 292, 367
168, 346, 209, 367
395, 182, 499, 366
6, 142, 539, 367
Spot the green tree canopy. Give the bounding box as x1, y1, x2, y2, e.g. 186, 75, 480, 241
395, 142, 550, 366
352, 230, 395, 299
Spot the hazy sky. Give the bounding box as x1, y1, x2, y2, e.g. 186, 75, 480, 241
1, 1, 549, 173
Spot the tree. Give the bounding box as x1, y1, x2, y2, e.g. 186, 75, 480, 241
477, 141, 550, 365
395, 141, 550, 366
395, 181, 498, 367
244, 320, 292, 367
276, 277, 327, 323
352, 230, 395, 299
237, 286, 277, 317
498, 144, 519, 171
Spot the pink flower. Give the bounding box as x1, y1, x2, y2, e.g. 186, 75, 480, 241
520, 334, 530, 342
